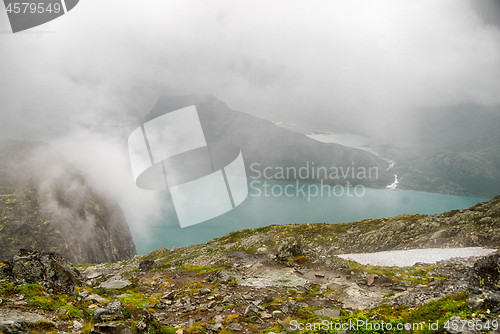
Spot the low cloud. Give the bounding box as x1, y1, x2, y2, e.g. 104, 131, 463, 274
0, 0, 499, 232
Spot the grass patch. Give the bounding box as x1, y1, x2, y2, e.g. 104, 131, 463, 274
0, 280, 16, 295
15, 284, 45, 298
347, 262, 445, 285
26, 320, 57, 333
292, 292, 474, 333
178, 264, 230, 275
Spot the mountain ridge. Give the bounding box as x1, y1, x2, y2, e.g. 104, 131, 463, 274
140, 95, 394, 189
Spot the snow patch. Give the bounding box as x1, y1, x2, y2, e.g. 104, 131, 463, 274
337, 247, 497, 267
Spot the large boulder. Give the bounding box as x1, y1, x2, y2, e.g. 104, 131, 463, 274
0, 249, 81, 294
0, 309, 55, 334
468, 253, 500, 312
275, 237, 303, 262
470, 253, 500, 291
0, 140, 136, 263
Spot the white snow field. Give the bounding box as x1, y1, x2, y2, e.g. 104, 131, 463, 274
337, 247, 497, 267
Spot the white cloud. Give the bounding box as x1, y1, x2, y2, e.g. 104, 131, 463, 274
0, 0, 498, 232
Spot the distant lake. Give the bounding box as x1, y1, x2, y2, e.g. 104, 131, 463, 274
131, 180, 488, 254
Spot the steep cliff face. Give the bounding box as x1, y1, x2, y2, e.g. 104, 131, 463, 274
0, 140, 136, 263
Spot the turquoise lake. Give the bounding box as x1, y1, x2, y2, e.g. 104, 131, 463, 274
131, 180, 488, 254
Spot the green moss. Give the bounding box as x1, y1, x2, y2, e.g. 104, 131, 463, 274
292, 255, 309, 264
0, 280, 16, 295
346, 262, 445, 285
225, 313, 240, 324
186, 321, 207, 334
118, 288, 160, 315
262, 324, 285, 333
28, 294, 70, 310
266, 298, 284, 306
292, 292, 473, 333
147, 319, 179, 333
59, 304, 86, 319
178, 264, 230, 274
296, 307, 320, 323
26, 320, 57, 332
404, 292, 471, 325
15, 283, 45, 298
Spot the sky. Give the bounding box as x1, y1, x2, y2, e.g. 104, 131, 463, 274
0, 0, 499, 238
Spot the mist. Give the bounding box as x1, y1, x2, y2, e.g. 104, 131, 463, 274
1, 0, 499, 237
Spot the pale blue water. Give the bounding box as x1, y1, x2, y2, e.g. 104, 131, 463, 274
131, 180, 488, 254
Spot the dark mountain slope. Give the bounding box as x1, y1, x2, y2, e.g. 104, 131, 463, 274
0, 140, 136, 263
142, 95, 394, 188
393, 105, 500, 197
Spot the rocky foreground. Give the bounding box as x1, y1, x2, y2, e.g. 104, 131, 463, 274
0, 197, 499, 333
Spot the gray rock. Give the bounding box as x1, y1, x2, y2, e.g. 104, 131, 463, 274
57, 309, 68, 317
93, 308, 112, 321
139, 260, 156, 271
161, 290, 177, 300
199, 288, 211, 295
272, 310, 283, 319
87, 272, 102, 279
446, 316, 479, 334
103, 299, 124, 319
226, 323, 243, 331
136, 321, 147, 331
275, 238, 302, 262
92, 323, 133, 334
256, 247, 268, 254
87, 294, 109, 303
207, 323, 223, 331
100, 276, 132, 290
261, 311, 273, 319
2, 249, 81, 294
0, 309, 54, 333
280, 302, 300, 314
468, 290, 500, 310
107, 299, 124, 312
479, 217, 492, 223
214, 271, 235, 284
277, 320, 294, 331
73, 320, 83, 330
242, 293, 253, 300
244, 304, 260, 316
313, 308, 341, 318
469, 253, 500, 291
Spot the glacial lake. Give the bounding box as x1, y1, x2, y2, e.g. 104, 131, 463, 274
131, 180, 488, 254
